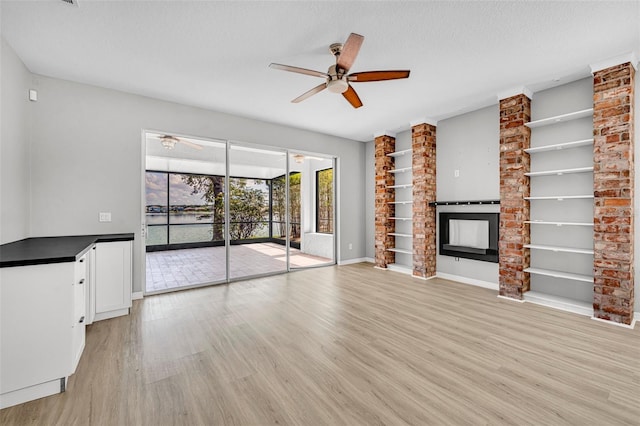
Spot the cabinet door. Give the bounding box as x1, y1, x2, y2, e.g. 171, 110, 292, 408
71, 254, 87, 373
95, 241, 132, 314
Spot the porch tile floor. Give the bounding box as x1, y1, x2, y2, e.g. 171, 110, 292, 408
145, 243, 331, 293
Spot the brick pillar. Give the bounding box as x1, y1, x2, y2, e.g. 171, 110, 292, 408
592, 62, 635, 325
375, 135, 396, 268
499, 94, 531, 299
412, 123, 437, 278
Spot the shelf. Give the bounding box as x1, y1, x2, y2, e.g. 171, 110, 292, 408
389, 167, 413, 174
429, 199, 499, 207
525, 195, 594, 200
524, 244, 593, 255
387, 184, 413, 189
388, 233, 412, 238
525, 220, 593, 227
388, 201, 413, 205
387, 248, 412, 254
387, 263, 413, 275
524, 267, 593, 283
525, 108, 594, 128
523, 291, 592, 317
387, 149, 412, 157
525, 139, 593, 153
525, 167, 593, 177
389, 217, 412, 221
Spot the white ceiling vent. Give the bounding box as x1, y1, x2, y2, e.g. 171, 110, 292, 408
60, 0, 78, 6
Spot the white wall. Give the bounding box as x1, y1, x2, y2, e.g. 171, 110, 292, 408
1, 39, 32, 244
365, 140, 375, 260
27, 74, 366, 293
436, 105, 500, 285
635, 70, 639, 312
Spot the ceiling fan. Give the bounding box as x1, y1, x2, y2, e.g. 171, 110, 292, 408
148, 134, 203, 150
269, 33, 410, 109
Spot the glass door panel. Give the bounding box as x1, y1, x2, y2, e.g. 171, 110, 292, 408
144, 133, 227, 293
228, 143, 287, 280
289, 152, 335, 269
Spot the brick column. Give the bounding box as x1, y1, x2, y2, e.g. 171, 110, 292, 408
592, 62, 635, 325
499, 94, 531, 299
412, 123, 437, 278
375, 135, 396, 268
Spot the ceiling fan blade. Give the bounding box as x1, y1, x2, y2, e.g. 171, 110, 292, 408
348, 70, 410, 82
178, 139, 203, 150
342, 84, 363, 109
336, 33, 364, 72
292, 83, 327, 103
269, 63, 328, 78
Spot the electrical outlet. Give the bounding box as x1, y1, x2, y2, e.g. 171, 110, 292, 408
99, 212, 112, 222
454, 169, 460, 178
348, 243, 353, 250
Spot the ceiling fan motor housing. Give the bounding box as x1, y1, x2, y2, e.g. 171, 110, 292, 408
326, 64, 349, 93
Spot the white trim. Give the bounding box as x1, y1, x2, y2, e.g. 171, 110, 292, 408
373, 130, 396, 138
591, 316, 636, 330
497, 295, 525, 303
0, 378, 64, 409
590, 52, 638, 73
131, 291, 144, 300
497, 86, 533, 101
94, 308, 129, 322
409, 118, 438, 127
436, 272, 499, 290
373, 265, 388, 271
339, 257, 370, 266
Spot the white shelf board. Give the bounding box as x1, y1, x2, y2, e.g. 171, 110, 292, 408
523, 291, 592, 317
526, 220, 593, 227
389, 167, 413, 174
525, 244, 593, 255
526, 195, 594, 200
388, 200, 413, 205
525, 167, 593, 177
387, 184, 413, 189
387, 263, 413, 275
525, 108, 594, 128
525, 139, 593, 153
388, 233, 413, 238
387, 149, 412, 157
389, 217, 412, 221
525, 267, 593, 283
388, 248, 413, 254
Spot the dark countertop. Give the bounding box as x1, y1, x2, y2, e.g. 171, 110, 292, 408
0, 233, 134, 268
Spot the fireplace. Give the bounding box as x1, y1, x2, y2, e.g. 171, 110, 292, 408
439, 212, 499, 263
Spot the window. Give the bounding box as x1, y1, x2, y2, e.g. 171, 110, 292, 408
316, 168, 333, 233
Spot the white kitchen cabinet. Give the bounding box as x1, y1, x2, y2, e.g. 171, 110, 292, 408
94, 240, 132, 321
0, 252, 87, 409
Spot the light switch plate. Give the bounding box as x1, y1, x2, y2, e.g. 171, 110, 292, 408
99, 212, 112, 222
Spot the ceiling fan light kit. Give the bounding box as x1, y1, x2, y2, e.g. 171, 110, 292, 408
270, 33, 410, 109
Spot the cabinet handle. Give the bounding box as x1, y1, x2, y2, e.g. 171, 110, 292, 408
79, 258, 85, 263
79, 279, 85, 285
79, 316, 85, 324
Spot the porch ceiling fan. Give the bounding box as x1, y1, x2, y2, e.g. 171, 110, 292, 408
148, 134, 203, 151
269, 33, 410, 109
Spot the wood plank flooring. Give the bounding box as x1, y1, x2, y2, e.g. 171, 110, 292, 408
2, 263, 639, 425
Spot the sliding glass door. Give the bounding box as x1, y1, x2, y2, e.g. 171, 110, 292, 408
228, 143, 288, 280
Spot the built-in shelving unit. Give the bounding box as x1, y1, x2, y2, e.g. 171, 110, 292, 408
525, 166, 593, 177
524, 138, 593, 153
524, 101, 594, 317
525, 108, 593, 128
428, 199, 500, 207
386, 144, 413, 275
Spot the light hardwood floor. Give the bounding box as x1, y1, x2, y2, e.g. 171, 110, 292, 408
2, 263, 639, 425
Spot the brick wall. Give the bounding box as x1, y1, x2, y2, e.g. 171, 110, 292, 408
499, 94, 531, 299
374, 135, 396, 268
412, 123, 437, 278
592, 62, 635, 325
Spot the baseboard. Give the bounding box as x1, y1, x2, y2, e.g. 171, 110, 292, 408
591, 315, 637, 330
0, 377, 64, 409
338, 257, 372, 266
497, 295, 525, 303
131, 291, 144, 300
436, 272, 499, 291
94, 308, 129, 322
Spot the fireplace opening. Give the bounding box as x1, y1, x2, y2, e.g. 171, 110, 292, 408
439, 212, 499, 263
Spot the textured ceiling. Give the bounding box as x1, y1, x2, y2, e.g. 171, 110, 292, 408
2, 1, 639, 142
